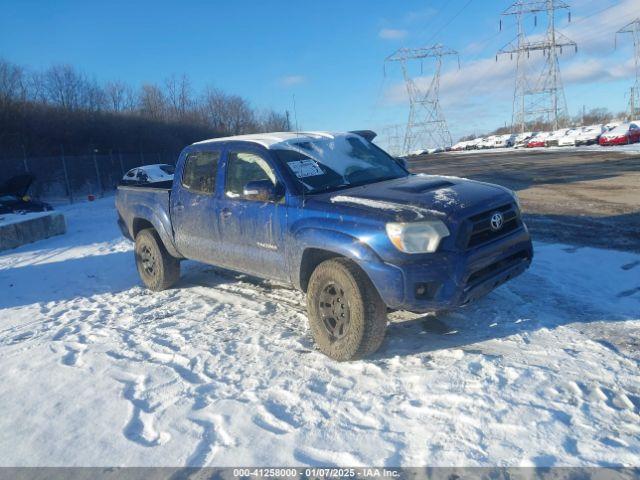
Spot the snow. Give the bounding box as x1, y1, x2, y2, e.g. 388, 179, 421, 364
1, 197, 639, 467
432, 188, 462, 208
330, 195, 445, 218
194, 132, 336, 148
0, 211, 54, 227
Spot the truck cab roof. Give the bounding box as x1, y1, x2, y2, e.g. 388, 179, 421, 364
192, 131, 358, 149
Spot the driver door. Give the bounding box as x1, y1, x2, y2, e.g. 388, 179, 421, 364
217, 148, 287, 281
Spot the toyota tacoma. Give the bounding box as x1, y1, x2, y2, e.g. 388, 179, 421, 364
116, 131, 533, 361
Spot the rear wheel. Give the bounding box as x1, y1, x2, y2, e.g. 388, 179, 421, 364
134, 228, 180, 291
306, 258, 387, 361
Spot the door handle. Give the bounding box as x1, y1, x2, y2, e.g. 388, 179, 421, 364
174, 202, 184, 212
221, 208, 232, 219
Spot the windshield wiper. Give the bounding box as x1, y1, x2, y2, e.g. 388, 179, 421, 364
307, 183, 351, 195
306, 175, 405, 195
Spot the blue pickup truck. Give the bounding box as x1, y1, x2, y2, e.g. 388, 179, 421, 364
116, 131, 533, 360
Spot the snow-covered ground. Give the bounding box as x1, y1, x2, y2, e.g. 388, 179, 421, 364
0, 198, 639, 467
0, 210, 54, 227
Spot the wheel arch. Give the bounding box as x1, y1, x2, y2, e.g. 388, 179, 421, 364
294, 228, 384, 293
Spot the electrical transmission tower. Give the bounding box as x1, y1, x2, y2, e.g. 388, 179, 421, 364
498, 0, 577, 133
385, 44, 458, 154
379, 123, 404, 157
616, 18, 640, 120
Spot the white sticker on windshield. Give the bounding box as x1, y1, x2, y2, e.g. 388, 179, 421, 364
288, 159, 324, 178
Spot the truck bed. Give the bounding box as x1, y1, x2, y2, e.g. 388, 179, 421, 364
115, 183, 173, 243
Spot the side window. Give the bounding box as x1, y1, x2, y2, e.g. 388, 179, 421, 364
225, 151, 276, 199
182, 151, 220, 194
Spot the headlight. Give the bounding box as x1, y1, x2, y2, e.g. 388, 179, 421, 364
510, 189, 522, 211
385, 220, 450, 254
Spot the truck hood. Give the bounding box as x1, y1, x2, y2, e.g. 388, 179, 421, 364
310, 174, 514, 222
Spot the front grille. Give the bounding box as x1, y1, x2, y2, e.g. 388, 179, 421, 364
467, 250, 531, 285
460, 203, 520, 249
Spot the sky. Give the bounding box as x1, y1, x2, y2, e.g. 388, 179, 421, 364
0, 0, 638, 144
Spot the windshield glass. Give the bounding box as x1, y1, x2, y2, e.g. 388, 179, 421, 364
159, 164, 175, 175
273, 135, 407, 194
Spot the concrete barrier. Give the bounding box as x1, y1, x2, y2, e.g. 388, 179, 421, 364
0, 212, 67, 251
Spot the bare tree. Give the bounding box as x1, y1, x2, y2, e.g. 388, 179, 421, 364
0, 59, 27, 104
200, 87, 257, 134
104, 80, 137, 112
138, 84, 167, 120
165, 74, 193, 121
42, 64, 87, 110
257, 109, 290, 132
82, 78, 107, 111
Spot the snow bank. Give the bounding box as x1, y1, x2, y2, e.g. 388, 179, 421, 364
0, 198, 638, 467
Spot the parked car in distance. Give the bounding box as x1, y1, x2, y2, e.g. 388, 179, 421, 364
451, 140, 469, 151
513, 132, 537, 149
575, 125, 605, 146
116, 131, 533, 361
121, 164, 175, 185
527, 132, 550, 148
494, 134, 516, 148
557, 128, 583, 147
479, 136, 498, 149
0, 174, 53, 214
599, 122, 640, 146
545, 128, 570, 147
465, 138, 482, 150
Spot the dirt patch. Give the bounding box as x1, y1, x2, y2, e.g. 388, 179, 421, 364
408, 149, 640, 252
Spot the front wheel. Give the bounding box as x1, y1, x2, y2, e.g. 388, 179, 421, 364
306, 258, 387, 361
134, 228, 180, 291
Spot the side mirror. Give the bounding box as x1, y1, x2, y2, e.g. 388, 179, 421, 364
243, 180, 279, 202
395, 156, 409, 170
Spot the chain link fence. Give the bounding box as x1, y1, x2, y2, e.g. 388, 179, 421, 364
0, 149, 179, 203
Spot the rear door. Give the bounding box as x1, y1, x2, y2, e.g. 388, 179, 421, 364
217, 147, 287, 280
171, 148, 222, 263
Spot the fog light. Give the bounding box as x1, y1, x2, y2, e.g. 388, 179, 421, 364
415, 282, 440, 300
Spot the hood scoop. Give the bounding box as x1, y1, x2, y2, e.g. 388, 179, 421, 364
390, 179, 453, 194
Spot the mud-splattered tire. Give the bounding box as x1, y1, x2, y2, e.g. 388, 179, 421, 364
134, 228, 180, 291
306, 258, 387, 361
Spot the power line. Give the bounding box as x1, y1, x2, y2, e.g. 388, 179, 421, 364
425, 0, 475, 45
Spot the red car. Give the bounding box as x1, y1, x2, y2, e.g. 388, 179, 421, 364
526, 133, 550, 148
599, 122, 640, 146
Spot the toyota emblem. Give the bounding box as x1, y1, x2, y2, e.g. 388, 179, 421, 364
490, 212, 504, 231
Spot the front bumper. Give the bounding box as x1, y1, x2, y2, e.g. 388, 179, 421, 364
600, 136, 627, 146
361, 227, 533, 312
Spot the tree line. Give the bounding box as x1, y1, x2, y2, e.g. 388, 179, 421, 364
0, 59, 290, 156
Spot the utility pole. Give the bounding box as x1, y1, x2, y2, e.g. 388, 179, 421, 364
498, 0, 577, 132
616, 18, 640, 120
385, 44, 459, 154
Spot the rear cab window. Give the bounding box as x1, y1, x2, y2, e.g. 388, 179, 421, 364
182, 151, 220, 194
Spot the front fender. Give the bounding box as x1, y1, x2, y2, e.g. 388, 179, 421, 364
291, 227, 405, 307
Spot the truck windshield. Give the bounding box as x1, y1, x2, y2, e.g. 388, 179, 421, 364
272, 135, 407, 194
